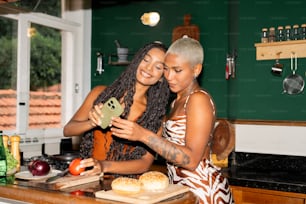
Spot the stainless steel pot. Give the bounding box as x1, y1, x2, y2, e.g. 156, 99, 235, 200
50, 152, 79, 162
49, 152, 80, 171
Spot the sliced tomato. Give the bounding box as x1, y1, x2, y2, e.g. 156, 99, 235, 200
69, 158, 85, 176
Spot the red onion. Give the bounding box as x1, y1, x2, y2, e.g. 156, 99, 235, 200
28, 160, 51, 176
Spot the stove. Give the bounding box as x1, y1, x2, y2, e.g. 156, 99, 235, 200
23, 152, 79, 171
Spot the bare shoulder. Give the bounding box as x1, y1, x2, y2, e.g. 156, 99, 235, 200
186, 90, 215, 111
189, 90, 214, 104
82, 85, 107, 105
91, 85, 107, 94
89, 85, 107, 97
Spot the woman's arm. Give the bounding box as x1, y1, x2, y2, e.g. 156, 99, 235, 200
80, 151, 155, 176
63, 85, 106, 136
102, 152, 155, 174
80, 126, 164, 176
110, 92, 215, 170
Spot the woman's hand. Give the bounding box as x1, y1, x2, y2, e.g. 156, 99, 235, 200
88, 104, 103, 127
110, 117, 147, 142
79, 158, 102, 176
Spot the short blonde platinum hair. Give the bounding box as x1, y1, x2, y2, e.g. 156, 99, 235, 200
166, 35, 204, 67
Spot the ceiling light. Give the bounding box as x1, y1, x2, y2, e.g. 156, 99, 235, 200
141, 12, 160, 27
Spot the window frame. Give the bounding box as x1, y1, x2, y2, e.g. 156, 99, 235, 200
1, 8, 90, 152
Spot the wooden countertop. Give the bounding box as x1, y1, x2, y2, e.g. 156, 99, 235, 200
0, 184, 104, 204
0, 184, 198, 204
0, 170, 198, 204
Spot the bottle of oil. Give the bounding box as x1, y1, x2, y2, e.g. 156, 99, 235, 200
2, 135, 8, 149
0, 131, 7, 178
10, 135, 21, 172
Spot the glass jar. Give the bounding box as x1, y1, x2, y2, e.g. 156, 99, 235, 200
292, 24, 300, 40
284, 25, 292, 41
261, 28, 268, 43
277, 26, 284, 41
268, 27, 276, 42
301, 24, 306, 40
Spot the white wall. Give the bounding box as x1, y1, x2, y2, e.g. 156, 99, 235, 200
235, 124, 306, 156
62, 0, 92, 123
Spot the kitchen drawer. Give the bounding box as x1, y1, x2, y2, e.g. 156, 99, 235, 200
231, 186, 305, 204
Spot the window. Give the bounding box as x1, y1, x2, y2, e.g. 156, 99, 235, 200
0, 16, 17, 130
28, 23, 61, 129
0, 1, 91, 156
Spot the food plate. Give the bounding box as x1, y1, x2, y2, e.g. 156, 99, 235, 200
15, 169, 62, 181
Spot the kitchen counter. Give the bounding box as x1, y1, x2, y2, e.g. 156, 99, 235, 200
225, 152, 306, 194
225, 166, 306, 194
2, 152, 305, 203
154, 152, 306, 195
150, 152, 306, 197
0, 173, 198, 204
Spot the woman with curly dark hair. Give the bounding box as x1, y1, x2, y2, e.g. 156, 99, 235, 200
63, 42, 170, 177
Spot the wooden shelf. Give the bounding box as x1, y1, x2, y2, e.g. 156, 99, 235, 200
255, 40, 306, 60
108, 54, 131, 66
108, 61, 130, 66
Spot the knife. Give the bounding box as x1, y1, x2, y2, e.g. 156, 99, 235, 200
46, 168, 69, 183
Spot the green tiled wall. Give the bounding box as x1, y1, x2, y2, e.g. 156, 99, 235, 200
91, 0, 306, 121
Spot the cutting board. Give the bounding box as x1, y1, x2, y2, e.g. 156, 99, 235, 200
52, 175, 100, 189
95, 184, 190, 204
211, 120, 235, 161
172, 14, 200, 42
28, 175, 100, 190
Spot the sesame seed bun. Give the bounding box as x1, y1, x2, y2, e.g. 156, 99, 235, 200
139, 171, 169, 191
111, 177, 141, 195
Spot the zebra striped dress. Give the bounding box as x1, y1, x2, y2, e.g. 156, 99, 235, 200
163, 90, 234, 204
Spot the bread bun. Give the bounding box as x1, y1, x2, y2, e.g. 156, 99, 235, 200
111, 177, 141, 195
139, 171, 169, 191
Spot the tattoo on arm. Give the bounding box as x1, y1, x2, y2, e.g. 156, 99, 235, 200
147, 136, 190, 166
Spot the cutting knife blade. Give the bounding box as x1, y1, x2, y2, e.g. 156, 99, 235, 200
46, 168, 69, 183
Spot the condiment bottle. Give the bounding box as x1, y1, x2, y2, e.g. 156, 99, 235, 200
10, 135, 21, 172
301, 24, 306, 40
0, 131, 7, 177
2, 135, 8, 149
285, 25, 292, 41
277, 26, 284, 41
268, 27, 276, 42
292, 24, 300, 40
261, 28, 268, 43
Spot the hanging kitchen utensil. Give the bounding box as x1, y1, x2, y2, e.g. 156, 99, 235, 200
283, 53, 305, 95
225, 55, 230, 80
271, 52, 283, 76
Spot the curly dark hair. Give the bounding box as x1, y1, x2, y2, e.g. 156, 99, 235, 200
80, 42, 170, 172
94, 42, 169, 131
